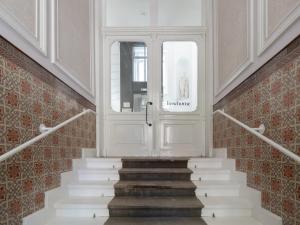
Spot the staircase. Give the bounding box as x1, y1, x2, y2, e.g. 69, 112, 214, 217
23, 153, 282, 225
105, 158, 206, 224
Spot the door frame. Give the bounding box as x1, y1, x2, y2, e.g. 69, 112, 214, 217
153, 34, 206, 156
103, 34, 154, 157
101, 27, 210, 157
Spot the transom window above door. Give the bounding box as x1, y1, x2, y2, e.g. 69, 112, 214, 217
105, 0, 205, 27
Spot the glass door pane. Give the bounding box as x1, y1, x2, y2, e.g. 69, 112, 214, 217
161, 41, 198, 112
106, 0, 150, 27
158, 0, 204, 26
111, 41, 148, 113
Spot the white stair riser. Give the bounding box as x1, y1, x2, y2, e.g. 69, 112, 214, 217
188, 162, 223, 169
196, 188, 240, 197
202, 208, 252, 217
191, 173, 231, 181
86, 162, 122, 169
78, 173, 119, 181
55, 209, 109, 218
68, 188, 115, 197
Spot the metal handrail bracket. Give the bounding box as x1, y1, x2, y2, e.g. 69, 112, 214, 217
214, 109, 300, 164
0, 109, 96, 162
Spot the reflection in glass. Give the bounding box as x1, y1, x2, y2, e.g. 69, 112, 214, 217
111, 42, 148, 112
162, 41, 198, 112
133, 46, 148, 82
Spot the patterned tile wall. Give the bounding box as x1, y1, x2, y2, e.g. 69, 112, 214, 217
0, 38, 96, 225
214, 41, 300, 225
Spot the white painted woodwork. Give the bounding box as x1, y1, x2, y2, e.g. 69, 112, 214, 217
24, 154, 282, 225
267, 0, 300, 35
0, 0, 47, 54
215, 0, 252, 90
52, 0, 94, 93
257, 0, 300, 54
214, 0, 300, 103
103, 32, 206, 157
0, 0, 36, 34
189, 155, 282, 225
23, 155, 121, 225
0, 0, 95, 102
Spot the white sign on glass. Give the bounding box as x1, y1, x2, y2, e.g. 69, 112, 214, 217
162, 41, 198, 112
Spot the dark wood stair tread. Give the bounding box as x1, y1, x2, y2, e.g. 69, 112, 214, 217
122, 157, 190, 162
119, 168, 192, 174
115, 181, 196, 189
108, 196, 204, 209
122, 158, 189, 169
104, 217, 207, 225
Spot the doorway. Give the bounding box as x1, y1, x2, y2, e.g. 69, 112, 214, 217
103, 33, 206, 157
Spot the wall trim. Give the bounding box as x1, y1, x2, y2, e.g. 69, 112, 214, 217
213, 0, 255, 98
0, 36, 95, 110
257, 0, 300, 55
50, 0, 95, 98
214, 0, 300, 103
102, 26, 207, 35
0, 0, 47, 55
213, 35, 300, 110
0, 0, 95, 103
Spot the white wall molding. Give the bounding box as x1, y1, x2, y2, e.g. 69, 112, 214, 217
0, 0, 96, 103
257, 0, 300, 55
0, 18, 95, 103
0, 0, 47, 55
50, 0, 95, 98
102, 26, 207, 35
214, 0, 254, 98
214, 0, 300, 104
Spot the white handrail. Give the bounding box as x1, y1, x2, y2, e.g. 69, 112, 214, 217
0, 109, 96, 163
214, 109, 300, 164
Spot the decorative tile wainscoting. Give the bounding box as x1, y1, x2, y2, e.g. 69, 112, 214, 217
0, 37, 96, 225
213, 36, 300, 225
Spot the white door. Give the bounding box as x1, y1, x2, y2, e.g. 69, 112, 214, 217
104, 34, 206, 157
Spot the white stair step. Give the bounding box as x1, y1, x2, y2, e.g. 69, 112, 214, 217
199, 196, 253, 217
68, 181, 116, 197
85, 158, 122, 169
204, 217, 263, 225
193, 180, 241, 197
188, 158, 224, 169
191, 169, 232, 181
46, 217, 108, 225
54, 196, 112, 218
78, 169, 119, 181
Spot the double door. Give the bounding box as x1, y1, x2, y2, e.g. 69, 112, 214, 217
103, 33, 206, 157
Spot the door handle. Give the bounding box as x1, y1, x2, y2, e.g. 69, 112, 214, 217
146, 102, 153, 127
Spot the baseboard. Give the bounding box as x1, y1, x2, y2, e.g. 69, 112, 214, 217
81, 148, 97, 158
220, 155, 282, 225
23, 187, 67, 225
22, 148, 88, 225
212, 148, 227, 158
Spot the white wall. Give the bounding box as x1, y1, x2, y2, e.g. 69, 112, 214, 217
0, 0, 95, 103
214, 0, 300, 103
0, 0, 36, 34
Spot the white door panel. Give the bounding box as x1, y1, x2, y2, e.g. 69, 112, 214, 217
104, 33, 205, 157
159, 120, 205, 157
107, 121, 150, 157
